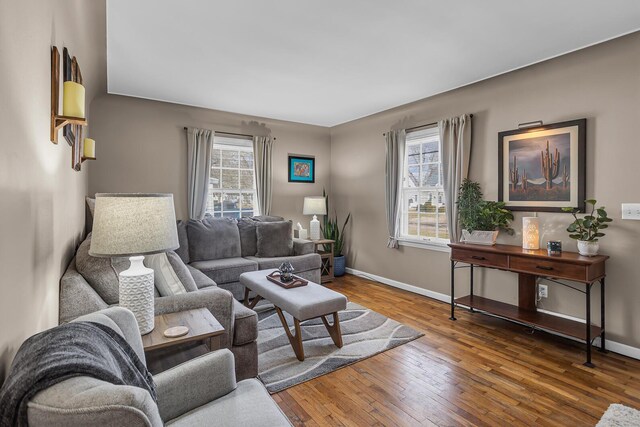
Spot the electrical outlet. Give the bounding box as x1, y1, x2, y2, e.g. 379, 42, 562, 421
622, 203, 640, 220
538, 284, 548, 299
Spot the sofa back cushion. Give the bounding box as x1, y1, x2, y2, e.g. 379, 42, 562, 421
187, 217, 241, 262
175, 220, 190, 264
75, 235, 129, 305
255, 221, 294, 258
238, 216, 285, 257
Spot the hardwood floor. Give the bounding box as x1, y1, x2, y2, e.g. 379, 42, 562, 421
273, 274, 640, 426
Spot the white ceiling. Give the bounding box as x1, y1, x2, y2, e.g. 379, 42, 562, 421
107, 0, 640, 127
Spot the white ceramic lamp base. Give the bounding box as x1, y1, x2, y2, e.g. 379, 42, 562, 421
309, 215, 320, 240
119, 255, 155, 335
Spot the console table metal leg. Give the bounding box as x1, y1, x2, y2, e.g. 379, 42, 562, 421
599, 277, 607, 353
450, 260, 456, 321
584, 282, 594, 368
469, 264, 475, 313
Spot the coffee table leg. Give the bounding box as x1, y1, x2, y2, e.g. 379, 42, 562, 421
321, 312, 343, 348
275, 307, 305, 361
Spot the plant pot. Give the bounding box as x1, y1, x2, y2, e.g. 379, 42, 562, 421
577, 240, 599, 257
334, 255, 346, 277
461, 230, 499, 246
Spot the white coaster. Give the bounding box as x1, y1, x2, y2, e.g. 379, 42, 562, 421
163, 326, 189, 338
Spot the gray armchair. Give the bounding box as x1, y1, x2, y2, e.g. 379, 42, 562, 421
27, 307, 291, 426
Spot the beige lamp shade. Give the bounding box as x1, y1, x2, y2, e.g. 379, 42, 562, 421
303, 196, 327, 215
89, 193, 179, 257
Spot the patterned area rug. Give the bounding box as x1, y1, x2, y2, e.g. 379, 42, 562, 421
256, 301, 424, 393
597, 404, 640, 426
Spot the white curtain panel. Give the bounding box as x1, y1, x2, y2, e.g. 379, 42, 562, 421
253, 136, 274, 216
186, 127, 213, 220
384, 129, 406, 248
439, 114, 472, 243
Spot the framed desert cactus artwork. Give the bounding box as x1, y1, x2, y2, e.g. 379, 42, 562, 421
498, 119, 586, 212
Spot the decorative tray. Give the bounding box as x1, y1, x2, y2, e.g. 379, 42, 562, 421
266, 271, 308, 289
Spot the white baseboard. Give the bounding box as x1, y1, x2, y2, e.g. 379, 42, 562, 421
345, 267, 640, 361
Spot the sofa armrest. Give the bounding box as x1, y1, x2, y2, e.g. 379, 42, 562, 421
155, 349, 237, 422
293, 238, 314, 255
59, 260, 109, 324
187, 264, 217, 289
154, 287, 235, 349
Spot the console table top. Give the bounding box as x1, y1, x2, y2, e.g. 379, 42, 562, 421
448, 242, 609, 265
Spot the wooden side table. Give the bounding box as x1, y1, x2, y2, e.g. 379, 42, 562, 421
309, 239, 335, 283
142, 308, 224, 373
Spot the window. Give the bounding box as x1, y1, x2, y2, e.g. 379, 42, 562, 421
207, 135, 258, 218
400, 126, 449, 244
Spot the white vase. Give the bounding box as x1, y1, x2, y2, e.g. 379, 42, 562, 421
577, 240, 599, 257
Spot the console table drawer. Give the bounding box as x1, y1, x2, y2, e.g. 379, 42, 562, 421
510, 257, 587, 281
451, 249, 508, 269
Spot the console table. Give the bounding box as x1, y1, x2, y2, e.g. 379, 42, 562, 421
449, 242, 608, 367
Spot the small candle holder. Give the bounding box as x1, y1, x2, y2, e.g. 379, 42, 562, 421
547, 241, 562, 256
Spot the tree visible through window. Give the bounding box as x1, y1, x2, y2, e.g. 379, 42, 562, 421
207, 135, 258, 218
400, 126, 449, 242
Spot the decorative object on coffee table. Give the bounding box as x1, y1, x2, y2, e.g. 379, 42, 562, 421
303, 196, 326, 240
278, 261, 295, 282
266, 270, 308, 289
562, 199, 612, 256
89, 193, 179, 335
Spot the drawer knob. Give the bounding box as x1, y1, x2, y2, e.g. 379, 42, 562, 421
536, 265, 554, 271
471, 256, 486, 260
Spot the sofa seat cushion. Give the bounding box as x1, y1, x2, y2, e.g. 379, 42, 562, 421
187, 217, 241, 262
190, 257, 258, 284
232, 300, 258, 346
165, 379, 290, 426
186, 265, 217, 289
245, 253, 321, 273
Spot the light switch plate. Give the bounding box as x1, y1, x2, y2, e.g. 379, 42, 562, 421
621, 203, 640, 220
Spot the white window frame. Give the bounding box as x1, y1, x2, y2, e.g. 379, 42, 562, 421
206, 135, 259, 218
398, 125, 450, 252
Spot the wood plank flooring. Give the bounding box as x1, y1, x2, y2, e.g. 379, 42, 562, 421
273, 274, 640, 426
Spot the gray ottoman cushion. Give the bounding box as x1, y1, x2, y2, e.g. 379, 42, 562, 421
245, 253, 321, 273
75, 235, 129, 305
190, 257, 258, 284
187, 217, 241, 262
240, 269, 347, 320
255, 221, 293, 258
232, 300, 258, 346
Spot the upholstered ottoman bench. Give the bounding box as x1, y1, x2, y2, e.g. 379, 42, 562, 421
240, 269, 348, 361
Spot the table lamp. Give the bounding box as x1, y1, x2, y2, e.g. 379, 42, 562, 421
522, 217, 540, 250
303, 196, 327, 240
89, 193, 179, 334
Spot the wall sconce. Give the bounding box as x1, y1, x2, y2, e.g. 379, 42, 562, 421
522, 217, 540, 250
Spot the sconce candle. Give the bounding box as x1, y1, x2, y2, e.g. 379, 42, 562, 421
62, 81, 85, 118
522, 217, 540, 250
83, 138, 95, 159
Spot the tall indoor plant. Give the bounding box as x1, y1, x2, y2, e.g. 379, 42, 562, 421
321, 189, 351, 276
562, 199, 612, 256
457, 179, 514, 245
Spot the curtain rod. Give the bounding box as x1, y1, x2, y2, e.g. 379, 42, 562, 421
183, 127, 276, 140
382, 114, 473, 136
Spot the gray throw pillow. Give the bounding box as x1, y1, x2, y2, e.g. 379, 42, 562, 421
174, 220, 190, 264
166, 251, 198, 292
145, 253, 187, 296
255, 221, 294, 258
75, 234, 129, 304
238, 217, 258, 257
187, 217, 242, 261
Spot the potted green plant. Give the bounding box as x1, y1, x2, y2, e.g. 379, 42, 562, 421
457, 179, 514, 245
562, 199, 612, 256
321, 189, 351, 276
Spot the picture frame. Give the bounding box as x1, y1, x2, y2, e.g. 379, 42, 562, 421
498, 118, 586, 212
288, 155, 315, 183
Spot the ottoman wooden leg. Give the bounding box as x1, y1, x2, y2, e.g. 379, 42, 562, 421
321, 312, 343, 348
243, 287, 262, 310
275, 307, 305, 361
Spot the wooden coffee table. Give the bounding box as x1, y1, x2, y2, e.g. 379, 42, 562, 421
142, 308, 224, 373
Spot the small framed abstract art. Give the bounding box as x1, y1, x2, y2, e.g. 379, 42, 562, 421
288, 155, 315, 183
498, 118, 586, 212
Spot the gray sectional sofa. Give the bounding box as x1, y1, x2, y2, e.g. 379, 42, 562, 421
59, 214, 321, 381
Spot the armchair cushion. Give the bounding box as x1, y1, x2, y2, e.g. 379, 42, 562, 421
154, 349, 236, 422
187, 217, 241, 262
255, 221, 293, 258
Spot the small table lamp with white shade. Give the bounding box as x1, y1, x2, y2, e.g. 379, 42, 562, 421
89, 193, 179, 335
303, 196, 327, 240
